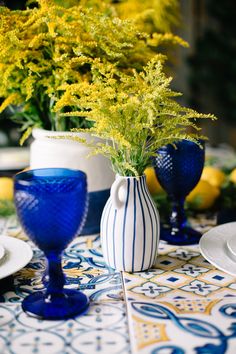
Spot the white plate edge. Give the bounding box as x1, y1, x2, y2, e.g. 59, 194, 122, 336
0, 236, 33, 280
199, 222, 236, 277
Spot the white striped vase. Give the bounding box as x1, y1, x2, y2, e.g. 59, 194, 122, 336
101, 175, 160, 272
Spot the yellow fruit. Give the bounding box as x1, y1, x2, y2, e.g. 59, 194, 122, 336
144, 167, 164, 195
201, 166, 225, 188
186, 180, 220, 210
229, 168, 236, 183
0, 177, 14, 201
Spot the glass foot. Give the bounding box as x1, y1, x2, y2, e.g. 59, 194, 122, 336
160, 224, 202, 245
22, 289, 89, 320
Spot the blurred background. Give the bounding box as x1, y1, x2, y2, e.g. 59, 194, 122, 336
176, 0, 236, 148
0, 0, 235, 148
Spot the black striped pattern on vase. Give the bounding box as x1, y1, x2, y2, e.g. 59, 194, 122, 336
100, 175, 160, 272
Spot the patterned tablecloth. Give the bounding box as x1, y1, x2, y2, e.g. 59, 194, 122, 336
1, 214, 236, 354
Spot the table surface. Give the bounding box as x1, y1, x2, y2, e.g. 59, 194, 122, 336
1, 215, 236, 354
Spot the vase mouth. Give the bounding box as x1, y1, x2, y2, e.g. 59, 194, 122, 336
32, 128, 102, 143
115, 174, 146, 179
32, 127, 89, 138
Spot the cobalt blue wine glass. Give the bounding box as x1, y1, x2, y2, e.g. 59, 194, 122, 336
14, 168, 89, 320
153, 140, 205, 245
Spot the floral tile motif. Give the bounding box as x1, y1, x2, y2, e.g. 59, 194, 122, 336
127, 298, 236, 353
174, 263, 209, 277
125, 281, 236, 302
167, 248, 199, 261
124, 243, 236, 301
180, 280, 220, 296
0, 302, 130, 354
130, 282, 171, 299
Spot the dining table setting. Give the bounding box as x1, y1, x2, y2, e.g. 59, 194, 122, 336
1, 1, 236, 353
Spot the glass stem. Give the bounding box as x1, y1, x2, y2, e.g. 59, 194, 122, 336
45, 251, 65, 299
170, 197, 187, 233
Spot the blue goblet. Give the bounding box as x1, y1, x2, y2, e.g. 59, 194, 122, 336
14, 168, 89, 319
153, 140, 205, 245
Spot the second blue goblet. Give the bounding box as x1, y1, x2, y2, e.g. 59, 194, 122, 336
153, 140, 205, 245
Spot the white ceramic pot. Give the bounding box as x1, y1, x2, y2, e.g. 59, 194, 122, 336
101, 175, 160, 272
30, 128, 115, 234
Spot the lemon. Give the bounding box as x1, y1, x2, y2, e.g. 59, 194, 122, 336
201, 166, 226, 188
0, 177, 14, 201
186, 179, 220, 210
144, 167, 164, 195
229, 168, 236, 183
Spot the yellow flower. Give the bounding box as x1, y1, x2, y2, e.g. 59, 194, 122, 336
62, 57, 216, 177
0, 93, 18, 113
0, 0, 190, 143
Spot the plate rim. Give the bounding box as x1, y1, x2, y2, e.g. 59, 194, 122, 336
0, 236, 33, 280
200, 222, 236, 276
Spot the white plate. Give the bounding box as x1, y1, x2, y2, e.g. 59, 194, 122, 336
200, 222, 236, 276
0, 244, 5, 262
0, 236, 33, 279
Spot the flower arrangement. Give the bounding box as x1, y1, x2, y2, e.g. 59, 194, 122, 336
0, 0, 185, 143
57, 57, 216, 177
0, 0, 146, 139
